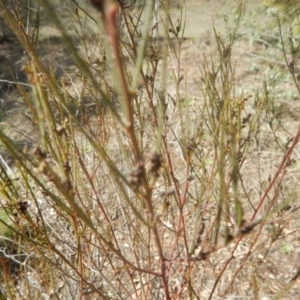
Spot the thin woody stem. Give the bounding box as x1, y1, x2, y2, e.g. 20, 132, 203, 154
103, 2, 171, 298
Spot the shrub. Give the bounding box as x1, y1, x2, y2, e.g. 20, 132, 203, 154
0, 0, 300, 299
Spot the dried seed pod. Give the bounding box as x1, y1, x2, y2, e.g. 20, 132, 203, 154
33, 147, 47, 160
63, 160, 71, 172
62, 179, 73, 192
89, 0, 106, 13
129, 161, 144, 188
117, 0, 136, 9
18, 200, 28, 215
89, 0, 136, 13
149, 152, 162, 175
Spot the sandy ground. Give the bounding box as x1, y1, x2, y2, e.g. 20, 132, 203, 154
0, 0, 291, 154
